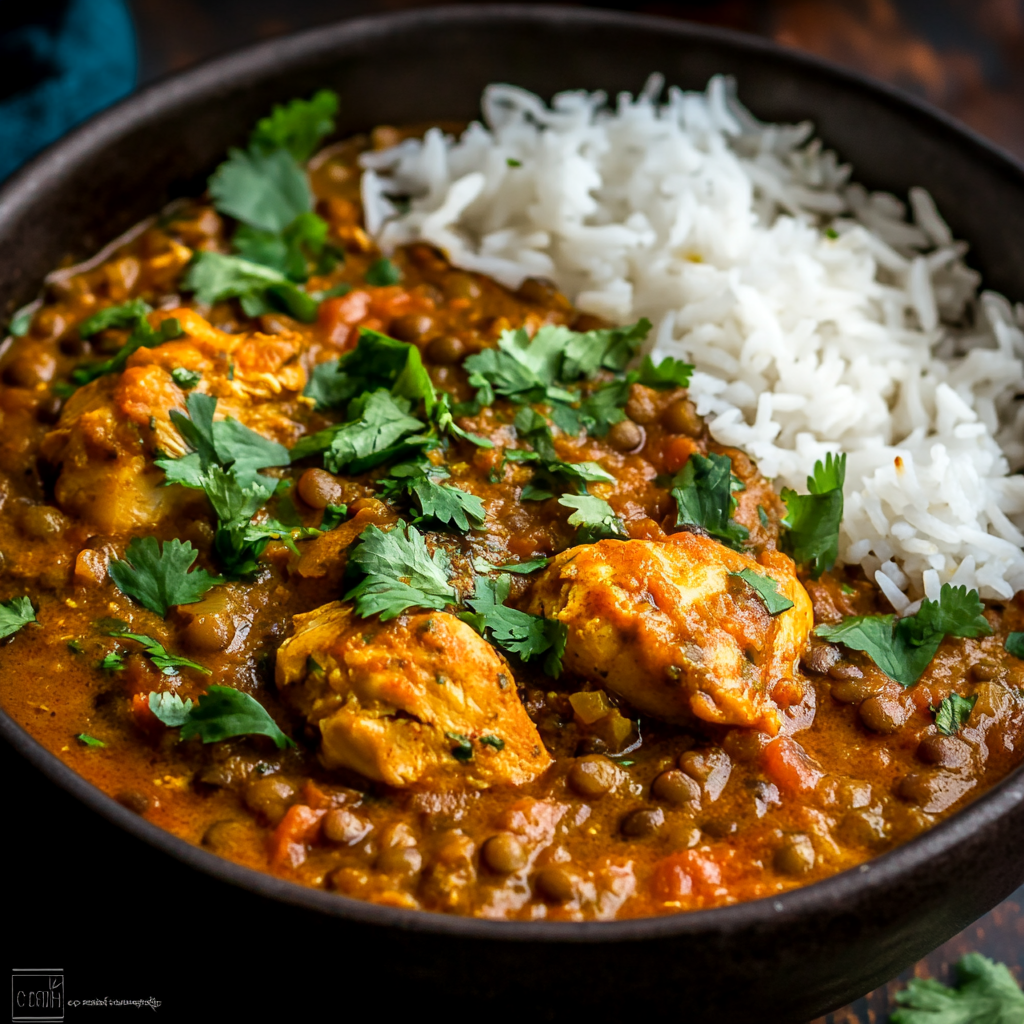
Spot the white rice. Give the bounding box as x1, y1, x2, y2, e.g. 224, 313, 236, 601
360, 75, 1024, 602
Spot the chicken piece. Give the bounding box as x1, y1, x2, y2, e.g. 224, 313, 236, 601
525, 532, 814, 735
40, 308, 309, 533
276, 603, 552, 788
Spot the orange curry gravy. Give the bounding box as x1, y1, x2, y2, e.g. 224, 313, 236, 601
2, 132, 1024, 922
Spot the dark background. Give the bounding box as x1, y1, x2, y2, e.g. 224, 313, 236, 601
2, 2, 1023, 1021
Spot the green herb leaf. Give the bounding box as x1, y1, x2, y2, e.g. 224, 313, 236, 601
171, 367, 202, 389
464, 324, 578, 408
934, 693, 978, 736
0, 596, 36, 639
9, 307, 33, 336
480, 734, 505, 750
250, 89, 338, 163
473, 557, 550, 574
148, 686, 295, 748
462, 574, 566, 677
76, 733, 106, 747
729, 568, 794, 615
559, 494, 628, 543
99, 651, 125, 671
365, 257, 402, 286
79, 298, 153, 337
379, 457, 486, 532
1006, 632, 1024, 659
108, 537, 225, 617
233, 210, 328, 282
72, 314, 183, 387
111, 632, 211, 676
670, 452, 749, 550
891, 952, 1024, 1024
632, 354, 694, 390
210, 146, 312, 233
344, 524, 457, 621
815, 584, 991, 687
781, 453, 846, 578
561, 319, 652, 379
320, 504, 348, 531
446, 731, 473, 761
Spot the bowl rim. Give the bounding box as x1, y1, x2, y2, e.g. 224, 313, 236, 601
2, 1, 1024, 942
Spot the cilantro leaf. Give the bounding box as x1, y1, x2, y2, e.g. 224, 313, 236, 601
729, 568, 794, 615
815, 584, 991, 687
380, 457, 486, 532
72, 315, 183, 387
934, 693, 978, 736
632, 354, 693, 389
76, 733, 106, 747
510, 406, 614, 493
891, 952, 1024, 1024
561, 319, 652, 379
464, 324, 578, 407
249, 89, 338, 162
9, 307, 33, 336
1006, 632, 1024, 659
0, 596, 36, 639
480, 734, 505, 750
79, 298, 153, 337
473, 556, 550, 574
462, 575, 566, 677
781, 453, 846, 577
148, 685, 295, 748
108, 537, 225, 617
344, 524, 457, 620
171, 367, 202, 389
320, 504, 348, 531
110, 632, 210, 676
558, 494, 628, 543
99, 651, 125, 671
446, 732, 474, 761
365, 257, 402, 286
671, 452, 749, 550
182, 251, 318, 323
233, 210, 328, 282
209, 146, 312, 233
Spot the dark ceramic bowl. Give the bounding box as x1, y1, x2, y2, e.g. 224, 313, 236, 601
3, 7, 1024, 1021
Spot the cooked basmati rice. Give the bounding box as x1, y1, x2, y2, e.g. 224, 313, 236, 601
361, 75, 1024, 602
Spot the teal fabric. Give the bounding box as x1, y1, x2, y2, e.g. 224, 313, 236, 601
0, 0, 136, 181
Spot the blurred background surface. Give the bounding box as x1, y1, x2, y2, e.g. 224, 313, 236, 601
1, 1, 1022, 1020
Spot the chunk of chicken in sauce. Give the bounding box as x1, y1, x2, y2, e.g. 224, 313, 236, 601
525, 530, 814, 735
276, 602, 552, 788
39, 308, 308, 533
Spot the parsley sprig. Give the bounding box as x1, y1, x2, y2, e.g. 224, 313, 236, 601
149, 686, 295, 748
781, 453, 846, 578
108, 537, 224, 617
815, 584, 991, 687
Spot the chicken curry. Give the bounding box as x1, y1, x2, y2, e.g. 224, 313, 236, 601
2, 92, 1023, 921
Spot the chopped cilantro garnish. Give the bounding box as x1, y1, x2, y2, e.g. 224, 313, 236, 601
76, 733, 106, 747
233, 210, 328, 283
815, 584, 991, 687
1006, 632, 1024, 659
671, 452, 749, 550
510, 406, 614, 495
148, 686, 295, 748
632, 354, 694, 390
72, 308, 183, 386
0, 596, 36, 639
182, 251, 318, 322
320, 504, 348, 531
249, 89, 338, 163
108, 537, 224, 618
210, 146, 312, 234
891, 952, 1024, 1024
480, 734, 505, 750
290, 390, 426, 474
67, 639, 84, 654
379, 456, 486, 532
781, 453, 846, 578
365, 257, 402, 286
171, 367, 202, 389
462, 574, 567, 677
446, 731, 474, 761
934, 693, 978, 736
98, 651, 125, 671
729, 568, 794, 615
825, 227, 839, 240
344, 523, 457, 621
559, 494, 628, 543
9, 307, 33, 336
473, 556, 550, 575
110, 632, 210, 676
506, 157, 522, 168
